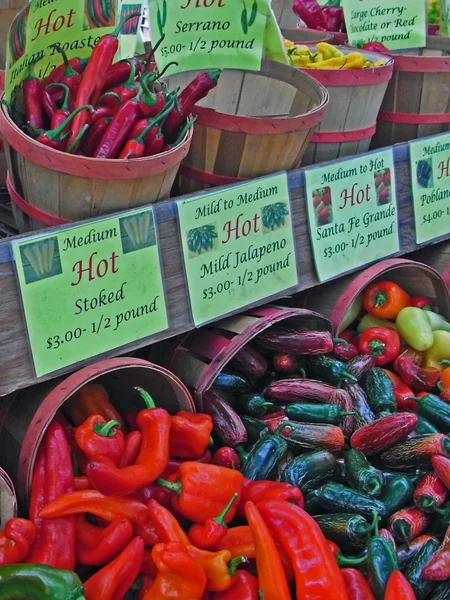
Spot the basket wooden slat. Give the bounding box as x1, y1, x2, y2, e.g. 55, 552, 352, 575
372, 37, 450, 148
166, 60, 328, 194
0, 466, 16, 528
272, 0, 300, 29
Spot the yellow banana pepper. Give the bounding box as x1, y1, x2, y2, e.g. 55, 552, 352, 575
291, 55, 311, 67
317, 43, 343, 60
343, 53, 367, 69
291, 45, 311, 56
305, 56, 348, 69
423, 330, 450, 370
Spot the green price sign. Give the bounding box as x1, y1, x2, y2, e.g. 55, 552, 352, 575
13, 207, 168, 378
177, 173, 298, 326
305, 149, 400, 283
148, 0, 271, 74
410, 133, 450, 244
342, 0, 427, 50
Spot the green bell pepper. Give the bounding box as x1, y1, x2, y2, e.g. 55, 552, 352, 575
0, 564, 85, 600
425, 311, 450, 334
423, 330, 450, 369
395, 307, 434, 351
356, 314, 397, 334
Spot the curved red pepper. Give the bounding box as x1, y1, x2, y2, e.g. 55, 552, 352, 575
341, 568, 375, 600
75, 515, 133, 566
101, 60, 138, 108
422, 526, 450, 581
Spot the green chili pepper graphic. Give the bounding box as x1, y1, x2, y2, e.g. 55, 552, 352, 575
241, 1, 248, 34
162, 0, 168, 27
262, 203, 289, 230
188, 226, 218, 255
248, 0, 258, 27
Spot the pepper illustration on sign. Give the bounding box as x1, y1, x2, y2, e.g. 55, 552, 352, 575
9, 7, 28, 64
187, 224, 218, 256
120, 4, 142, 35
262, 203, 289, 232
84, 0, 116, 29
19, 238, 63, 284
241, 0, 258, 33
416, 158, 434, 189
119, 211, 156, 254
313, 186, 333, 227
155, 0, 168, 37
374, 168, 392, 206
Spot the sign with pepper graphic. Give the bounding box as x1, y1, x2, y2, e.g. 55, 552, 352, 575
410, 132, 450, 245
148, 0, 273, 74
177, 173, 298, 326
12, 207, 168, 378
305, 149, 400, 282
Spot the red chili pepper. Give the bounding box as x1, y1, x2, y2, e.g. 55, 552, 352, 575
147, 499, 191, 546
83, 536, 144, 600
432, 455, 450, 490
213, 570, 259, 600
340, 330, 359, 346
188, 493, 239, 549
361, 42, 389, 54
118, 431, 142, 468
86, 388, 171, 496
93, 98, 142, 159
383, 369, 417, 412
350, 413, 418, 455
394, 356, 440, 392
0, 518, 36, 567
341, 568, 375, 600
42, 89, 58, 120
35, 105, 92, 151
135, 519, 161, 547
236, 479, 304, 518
67, 14, 138, 152
389, 507, 430, 542
358, 327, 401, 366
422, 526, 450, 581
156, 462, 244, 524
162, 117, 196, 152
385, 571, 416, 599
128, 118, 149, 140
75, 515, 134, 566
100, 60, 138, 109
119, 117, 165, 160
411, 296, 432, 311
46, 83, 71, 130
212, 447, 240, 470
55, 46, 82, 109
163, 69, 222, 142
145, 125, 165, 156
26, 422, 76, 570
257, 500, 348, 599
75, 415, 125, 466
103, 57, 142, 90
92, 105, 117, 123
292, 0, 328, 30
139, 74, 166, 118
332, 341, 359, 362
23, 63, 45, 130
43, 56, 88, 87
74, 476, 91, 491
81, 116, 113, 157
415, 472, 449, 512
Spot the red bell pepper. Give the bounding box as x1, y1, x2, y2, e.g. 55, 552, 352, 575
383, 369, 417, 412
188, 493, 238, 549
332, 341, 359, 362
411, 296, 432, 311
75, 415, 125, 465
292, 0, 328, 30
169, 411, 213, 460
84, 536, 144, 600
86, 388, 171, 496
236, 479, 304, 517
155, 462, 243, 524
358, 327, 401, 366
0, 518, 35, 566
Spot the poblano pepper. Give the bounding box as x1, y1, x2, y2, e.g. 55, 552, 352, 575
0, 564, 85, 600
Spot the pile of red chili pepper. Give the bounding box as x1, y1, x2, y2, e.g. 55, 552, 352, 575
292, 0, 346, 34
7, 18, 221, 159
3, 281, 450, 598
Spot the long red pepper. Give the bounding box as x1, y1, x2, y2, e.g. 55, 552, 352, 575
55, 46, 82, 109
35, 105, 92, 151
101, 60, 138, 108
67, 13, 139, 151
162, 116, 196, 152
103, 57, 142, 90
26, 422, 76, 570
23, 64, 44, 129
86, 388, 171, 495
258, 499, 350, 600
42, 56, 88, 87
147, 499, 191, 546
341, 569, 375, 600
422, 526, 450, 580
75, 516, 133, 566
42, 89, 58, 120
93, 98, 142, 159
46, 83, 71, 130
81, 116, 112, 157
292, 0, 329, 30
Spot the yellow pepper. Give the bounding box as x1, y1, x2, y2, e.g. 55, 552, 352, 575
291, 45, 310, 56
371, 59, 386, 67
342, 53, 367, 69
284, 39, 295, 50
423, 330, 450, 370
305, 56, 348, 69
291, 55, 311, 67
316, 43, 344, 60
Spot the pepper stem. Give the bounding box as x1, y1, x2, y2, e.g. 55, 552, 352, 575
228, 556, 247, 576
67, 123, 89, 154
368, 339, 386, 356
98, 92, 123, 106
364, 510, 380, 534
373, 291, 388, 307
333, 337, 349, 351
258, 592, 265, 600
134, 387, 156, 409
273, 422, 295, 437
438, 381, 445, 392
155, 61, 179, 79
373, 511, 380, 537
154, 478, 181, 496
214, 493, 239, 527
150, 34, 165, 57
441, 360, 450, 367
94, 420, 121, 437
55, 45, 77, 77
342, 371, 358, 383
46, 82, 70, 111
419, 497, 436, 510
122, 59, 136, 87
336, 551, 368, 567
46, 105, 93, 142
168, 116, 197, 148
366, 480, 381, 496
395, 521, 410, 542
340, 411, 356, 417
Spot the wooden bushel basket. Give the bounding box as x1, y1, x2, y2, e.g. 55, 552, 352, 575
289, 259, 450, 334
0, 466, 17, 528
0, 357, 195, 506
166, 60, 328, 195
0, 104, 193, 233
167, 305, 332, 409
372, 36, 450, 148
0, 70, 5, 187
272, 0, 301, 29
282, 27, 334, 45
299, 48, 394, 165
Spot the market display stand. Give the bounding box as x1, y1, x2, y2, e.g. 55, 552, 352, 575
0, 140, 446, 398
